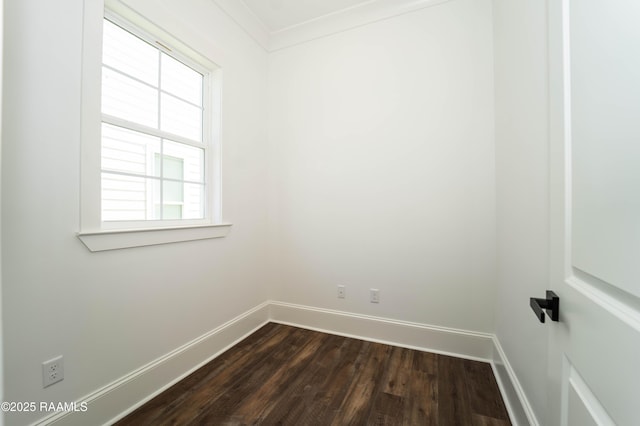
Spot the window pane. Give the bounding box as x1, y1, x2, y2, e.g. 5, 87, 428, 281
153, 153, 185, 181
103, 19, 159, 86
102, 173, 154, 221
102, 67, 158, 128
160, 205, 183, 220
164, 155, 184, 181
163, 180, 183, 203
163, 140, 204, 182
160, 93, 202, 141
102, 124, 160, 176
182, 183, 205, 219
161, 53, 203, 106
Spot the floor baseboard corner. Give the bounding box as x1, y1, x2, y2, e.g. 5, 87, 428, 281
32, 300, 540, 426
33, 302, 271, 426
269, 300, 494, 362
491, 335, 540, 426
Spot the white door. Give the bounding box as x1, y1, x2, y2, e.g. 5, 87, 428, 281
547, 0, 640, 425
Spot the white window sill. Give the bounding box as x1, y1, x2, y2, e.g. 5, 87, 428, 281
77, 223, 232, 252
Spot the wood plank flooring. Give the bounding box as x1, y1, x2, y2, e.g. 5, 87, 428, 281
115, 323, 511, 425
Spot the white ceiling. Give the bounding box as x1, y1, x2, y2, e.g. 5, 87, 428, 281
242, 0, 371, 32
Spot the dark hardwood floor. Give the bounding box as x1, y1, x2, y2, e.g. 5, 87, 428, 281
115, 323, 511, 425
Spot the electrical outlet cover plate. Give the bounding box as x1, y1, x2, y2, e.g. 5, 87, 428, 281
42, 356, 64, 388
370, 288, 380, 303
338, 285, 346, 299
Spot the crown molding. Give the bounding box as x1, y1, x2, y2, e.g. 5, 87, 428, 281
211, 0, 271, 51
269, 0, 452, 51
213, 0, 453, 52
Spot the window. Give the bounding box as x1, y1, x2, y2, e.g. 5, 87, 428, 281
101, 17, 206, 223
78, 4, 229, 251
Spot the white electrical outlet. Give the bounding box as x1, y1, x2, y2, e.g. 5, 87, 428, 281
337, 285, 346, 299
370, 288, 380, 303
42, 356, 64, 388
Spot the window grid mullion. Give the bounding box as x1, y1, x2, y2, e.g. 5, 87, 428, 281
102, 169, 204, 186
101, 115, 206, 149
102, 63, 204, 110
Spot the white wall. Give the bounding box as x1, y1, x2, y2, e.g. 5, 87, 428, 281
1, 0, 555, 424
267, 0, 496, 332
493, 0, 549, 423
1, 0, 268, 424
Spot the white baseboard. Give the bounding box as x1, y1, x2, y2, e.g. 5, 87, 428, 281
491, 336, 539, 426
270, 301, 536, 425
31, 300, 533, 426
269, 301, 494, 362
34, 302, 270, 426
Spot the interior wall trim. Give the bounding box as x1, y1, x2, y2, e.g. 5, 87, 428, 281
491, 336, 540, 426
268, 0, 453, 51
212, 0, 453, 52
33, 302, 271, 426
269, 300, 494, 361
31, 301, 533, 426
211, 0, 270, 51
272, 301, 534, 425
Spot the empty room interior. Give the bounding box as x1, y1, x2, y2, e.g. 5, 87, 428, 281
3, 0, 639, 425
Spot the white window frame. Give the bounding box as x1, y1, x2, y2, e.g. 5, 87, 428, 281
78, 0, 230, 251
